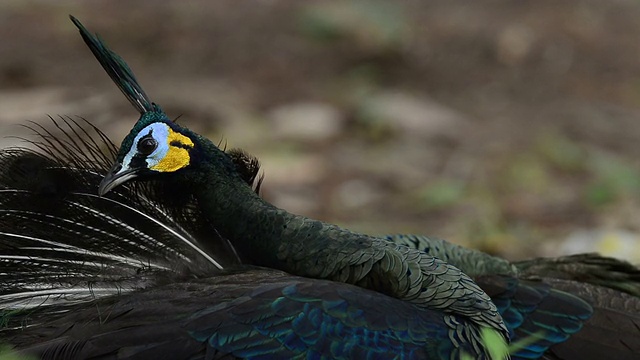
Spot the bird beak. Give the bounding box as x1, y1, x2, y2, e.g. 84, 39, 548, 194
98, 162, 139, 196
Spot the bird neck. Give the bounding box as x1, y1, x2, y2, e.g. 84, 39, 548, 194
189, 145, 369, 277
193, 172, 282, 265
187, 145, 315, 270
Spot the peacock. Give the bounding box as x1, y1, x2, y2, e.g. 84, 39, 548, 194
0, 16, 638, 359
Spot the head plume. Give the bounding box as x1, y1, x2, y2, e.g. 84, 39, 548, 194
70, 15, 155, 115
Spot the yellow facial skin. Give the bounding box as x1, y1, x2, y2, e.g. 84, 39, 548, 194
150, 128, 194, 172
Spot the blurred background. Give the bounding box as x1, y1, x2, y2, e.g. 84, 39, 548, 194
1, 0, 639, 262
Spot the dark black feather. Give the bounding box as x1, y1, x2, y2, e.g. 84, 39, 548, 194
226, 148, 264, 194
515, 253, 640, 297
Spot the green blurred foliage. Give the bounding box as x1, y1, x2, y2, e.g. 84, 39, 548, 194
298, 1, 408, 51
418, 180, 467, 210
585, 153, 640, 207
0, 344, 35, 360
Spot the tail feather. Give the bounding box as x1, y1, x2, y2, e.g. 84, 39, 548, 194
515, 254, 640, 297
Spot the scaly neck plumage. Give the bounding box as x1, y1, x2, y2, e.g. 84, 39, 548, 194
191, 163, 366, 278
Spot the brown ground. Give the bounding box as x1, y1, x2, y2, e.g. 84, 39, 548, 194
1, 0, 640, 261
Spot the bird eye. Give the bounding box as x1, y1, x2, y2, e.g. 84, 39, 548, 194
137, 136, 157, 155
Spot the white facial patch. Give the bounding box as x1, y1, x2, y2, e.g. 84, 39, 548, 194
121, 122, 170, 171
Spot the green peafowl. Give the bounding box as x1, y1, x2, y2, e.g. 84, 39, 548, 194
1, 119, 504, 360
73, 15, 508, 352
0, 16, 639, 359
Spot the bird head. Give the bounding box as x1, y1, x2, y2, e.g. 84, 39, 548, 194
70, 16, 247, 196
98, 110, 197, 195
